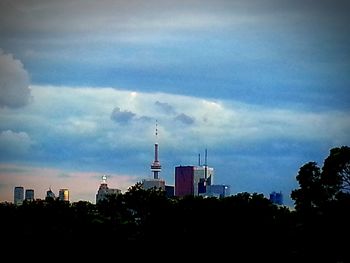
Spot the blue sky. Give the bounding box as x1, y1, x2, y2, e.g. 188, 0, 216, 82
0, 0, 349, 206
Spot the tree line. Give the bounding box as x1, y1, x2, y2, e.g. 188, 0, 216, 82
1, 146, 349, 261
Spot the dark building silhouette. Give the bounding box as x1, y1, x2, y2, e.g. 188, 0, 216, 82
46, 187, 56, 200
25, 189, 34, 201
204, 184, 230, 198
14, 186, 24, 205
165, 185, 174, 198
96, 175, 121, 204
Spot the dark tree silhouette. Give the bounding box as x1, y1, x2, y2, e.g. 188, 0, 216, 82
291, 162, 325, 212
290, 146, 350, 263
322, 146, 350, 198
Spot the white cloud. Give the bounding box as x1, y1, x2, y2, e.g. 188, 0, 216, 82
0, 130, 33, 155
9, 85, 349, 149
0, 85, 349, 206
0, 50, 31, 108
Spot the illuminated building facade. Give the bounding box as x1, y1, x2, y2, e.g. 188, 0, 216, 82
14, 186, 24, 205
58, 189, 69, 202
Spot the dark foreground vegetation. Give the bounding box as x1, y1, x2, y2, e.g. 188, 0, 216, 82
1, 146, 349, 261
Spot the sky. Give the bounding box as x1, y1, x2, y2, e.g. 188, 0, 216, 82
0, 0, 349, 206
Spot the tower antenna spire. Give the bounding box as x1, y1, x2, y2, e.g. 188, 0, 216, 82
205, 148, 208, 179
155, 119, 158, 140
151, 120, 161, 179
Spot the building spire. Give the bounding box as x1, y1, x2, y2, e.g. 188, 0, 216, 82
156, 120, 158, 136
151, 120, 161, 179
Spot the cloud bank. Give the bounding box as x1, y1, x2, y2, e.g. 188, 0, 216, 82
0, 85, 348, 206
0, 50, 31, 108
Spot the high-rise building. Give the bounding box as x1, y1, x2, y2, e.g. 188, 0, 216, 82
58, 189, 69, 202
96, 175, 121, 204
165, 185, 175, 198
175, 166, 194, 197
25, 189, 35, 201
194, 165, 214, 194
14, 186, 24, 205
46, 187, 56, 200
175, 165, 214, 197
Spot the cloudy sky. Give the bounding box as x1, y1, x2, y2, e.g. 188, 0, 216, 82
0, 0, 349, 206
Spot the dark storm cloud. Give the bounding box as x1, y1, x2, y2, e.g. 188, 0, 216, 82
174, 113, 195, 125
110, 107, 136, 124
155, 101, 176, 114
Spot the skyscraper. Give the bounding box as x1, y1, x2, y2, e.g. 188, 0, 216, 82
175, 165, 214, 197
46, 187, 56, 200
25, 189, 34, 201
58, 189, 69, 202
175, 166, 194, 197
14, 186, 24, 205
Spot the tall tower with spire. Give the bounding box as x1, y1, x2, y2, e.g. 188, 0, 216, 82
150, 121, 161, 179
142, 121, 165, 191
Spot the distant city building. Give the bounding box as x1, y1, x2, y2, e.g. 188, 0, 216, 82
165, 185, 175, 198
175, 166, 194, 197
14, 186, 24, 205
194, 165, 214, 194
203, 184, 231, 198
175, 165, 214, 197
96, 175, 121, 204
269, 191, 283, 205
58, 189, 69, 202
25, 189, 35, 201
46, 188, 56, 200
141, 178, 165, 191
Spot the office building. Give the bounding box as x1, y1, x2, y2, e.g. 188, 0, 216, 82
14, 186, 24, 205
46, 188, 56, 200
96, 175, 121, 204
58, 189, 69, 202
175, 165, 214, 197
165, 185, 175, 198
25, 189, 35, 201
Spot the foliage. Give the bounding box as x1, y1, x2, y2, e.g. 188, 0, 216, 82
2, 147, 349, 261
322, 146, 350, 197
291, 146, 350, 262
291, 162, 324, 212
292, 146, 350, 211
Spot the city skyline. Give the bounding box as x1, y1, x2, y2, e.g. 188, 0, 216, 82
1, 0, 350, 206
